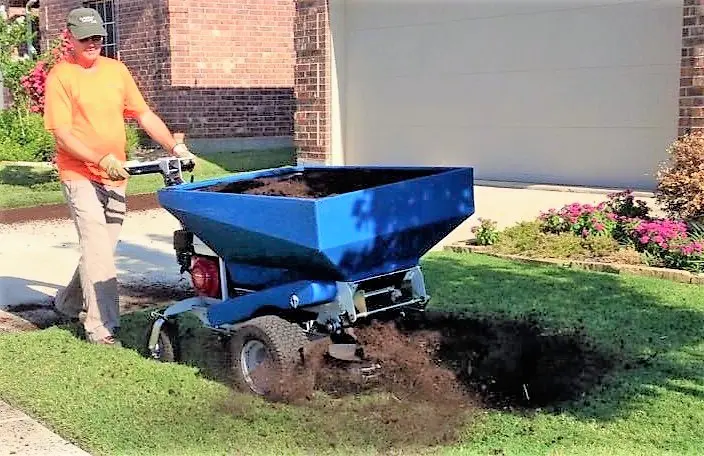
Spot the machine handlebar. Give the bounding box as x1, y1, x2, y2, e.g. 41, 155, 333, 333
123, 156, 196, 187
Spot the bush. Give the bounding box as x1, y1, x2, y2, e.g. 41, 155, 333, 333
492, 221, 616, 259
603, 189, 650, 220
0, 109, 55, 162
538, 202, 617, 238
0, 137, 33, 161
630, 218, 704, 273
471, 218, 500, 246
656, 132, 704, 222
20, 29, 73, 114
125, 123, 140, 159
0, 12, 35, 108
485, 190, 704, 272
0, 111, 142, 162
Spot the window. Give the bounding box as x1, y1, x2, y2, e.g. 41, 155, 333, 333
83, 0, 118, 59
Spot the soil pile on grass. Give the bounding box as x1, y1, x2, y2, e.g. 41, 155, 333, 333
254, 311, 614, 449
287, 312, 614, 410
391, 311, 615, 409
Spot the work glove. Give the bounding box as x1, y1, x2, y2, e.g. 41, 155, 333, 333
98, 154, 129, 181
171, 142, 195, 159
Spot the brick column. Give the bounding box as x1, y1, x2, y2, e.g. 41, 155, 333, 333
294, 0, 331, 164
680, 0, 704, 135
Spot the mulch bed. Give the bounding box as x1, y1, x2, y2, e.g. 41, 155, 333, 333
0, 193, 161, 225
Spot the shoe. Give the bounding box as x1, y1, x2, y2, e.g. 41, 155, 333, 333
86, 333, 122, 347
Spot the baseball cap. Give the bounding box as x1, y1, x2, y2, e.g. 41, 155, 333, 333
66, 7, 107, 40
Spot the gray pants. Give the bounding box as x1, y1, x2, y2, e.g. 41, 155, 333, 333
54, 180, 126, 341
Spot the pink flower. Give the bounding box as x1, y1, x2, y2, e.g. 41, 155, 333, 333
594, 222, 605, 232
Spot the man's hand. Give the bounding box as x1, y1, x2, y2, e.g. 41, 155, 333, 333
98, 154, 129, 181
171, 142, 194, 159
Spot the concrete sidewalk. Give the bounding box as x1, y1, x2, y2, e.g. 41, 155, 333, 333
0, 400, 90, 456
0, 208, 185, 309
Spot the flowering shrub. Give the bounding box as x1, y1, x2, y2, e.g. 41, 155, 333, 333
530, 190, 704, 273
539, 202, 617, 238
603, 189, 650, 220
632, 219, 688, 250
20, 29, 73, 113
471, 218, 500, 246
656, 132, 704, 222
629, 219, 704, 272
0, 11, 35, 108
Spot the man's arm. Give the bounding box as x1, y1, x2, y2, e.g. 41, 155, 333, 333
52, 127, 128, 180
52, 127, 104, 165
136, 110, 192, 157
120, 62, 192, 158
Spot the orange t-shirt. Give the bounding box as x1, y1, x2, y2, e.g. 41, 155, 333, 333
43, 56, 150, 186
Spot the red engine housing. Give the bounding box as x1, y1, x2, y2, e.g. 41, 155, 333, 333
189, 255, 220, 298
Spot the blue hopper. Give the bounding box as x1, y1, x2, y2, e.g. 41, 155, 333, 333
128, 158, 475, 397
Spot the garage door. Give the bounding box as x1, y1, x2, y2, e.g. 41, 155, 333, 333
338, 0, 682, 189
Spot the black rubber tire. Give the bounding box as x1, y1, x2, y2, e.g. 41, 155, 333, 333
229, 315, 309, 397
144, 322, 177, 363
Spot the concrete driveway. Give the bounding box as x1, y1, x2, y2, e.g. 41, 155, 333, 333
0, 182, 656, 309
0, 208, 185, 309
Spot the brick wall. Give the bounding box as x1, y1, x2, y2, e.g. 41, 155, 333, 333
40, 0, 296, 140
293, 0, 330, 163
163, 0, 296, 138
39, 0, 75, 46
680, 0, 704, 135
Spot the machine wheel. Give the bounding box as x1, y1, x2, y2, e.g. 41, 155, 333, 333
145, 321, 177, 363
229, 315, 309, 397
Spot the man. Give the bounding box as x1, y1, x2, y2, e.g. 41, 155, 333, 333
44, 7, 192, 346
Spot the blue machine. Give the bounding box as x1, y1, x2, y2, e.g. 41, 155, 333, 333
125, 157, 475, 396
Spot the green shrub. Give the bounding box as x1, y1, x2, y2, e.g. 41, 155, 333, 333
0, 136, 34, 161
493, 220, 621, 260
0, 111, 143, 162
0, 109, 55, 162
493, 221, 544, 253
494, 221, 584, 259
471, 218, 500, 246
603, 189, 650, 219
580, 235, 621, 257
125, 123, 141, 159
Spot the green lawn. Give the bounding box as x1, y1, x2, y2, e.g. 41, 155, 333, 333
0, 147, 295, 209
0, 252, 703, 456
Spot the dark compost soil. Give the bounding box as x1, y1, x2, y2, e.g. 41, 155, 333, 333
240, 311, 616, 449
199, 168, 439, 198
0, 193, 160, 224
